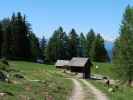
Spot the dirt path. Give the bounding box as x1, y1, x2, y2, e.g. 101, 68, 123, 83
69, 78, 84, 100
81, 79, 108, 100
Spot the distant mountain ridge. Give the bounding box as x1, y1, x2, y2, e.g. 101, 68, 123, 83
104, 41, 114, 61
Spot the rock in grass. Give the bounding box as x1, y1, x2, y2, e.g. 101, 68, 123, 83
0, 92, 14, 96
0, 92, 6, 96
8, 80, 18, 84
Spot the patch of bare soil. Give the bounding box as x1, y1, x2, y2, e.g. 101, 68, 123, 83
69, 78, 84, 100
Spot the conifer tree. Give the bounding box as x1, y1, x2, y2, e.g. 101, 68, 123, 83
1, 23, 13, 58
45, 27, 69, 62
86, 29, 96, 57
40, 36, 47, 59
91, 34, 109, 62
11, 12, 31, 59
0, 23, 3, 57
68, 29, 79, 59
79, 32, 86, 57
113, 5, 133, 86
29, 33, 41, 61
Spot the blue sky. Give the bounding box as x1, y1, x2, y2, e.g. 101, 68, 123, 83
0, 0, 133, 41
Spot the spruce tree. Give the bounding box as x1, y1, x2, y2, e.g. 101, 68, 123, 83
79, 32, 86, 57
45, 27, 69, 62
1, 18, 14, 58
11, 12, 31, 59
68, 28, 79, 59
1, 23, 13, 58
0, 23, 3, 57
29, 33, 41, 61
40, 36, 47, 59
91, 34, 109, 62
113, 5, 133, 86
86, 29, 96, 57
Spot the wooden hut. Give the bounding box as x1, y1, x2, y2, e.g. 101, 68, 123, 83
55, 60, 69, 69
69, 57, 92, 79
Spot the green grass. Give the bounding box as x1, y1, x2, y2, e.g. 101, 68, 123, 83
92, 62, 116, 79
1, 61, 133, 100
91, 62, 133, 100
0, 61, 73, 100
90, 80, 133, 100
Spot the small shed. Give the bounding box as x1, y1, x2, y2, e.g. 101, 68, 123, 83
55, 60, 69, 69
69, 57, 92, 79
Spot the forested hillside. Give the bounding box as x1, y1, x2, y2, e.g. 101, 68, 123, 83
0, 12, 109, 63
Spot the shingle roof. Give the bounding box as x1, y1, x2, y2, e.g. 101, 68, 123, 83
68, 57, 89, 67
55, 60, 69, 67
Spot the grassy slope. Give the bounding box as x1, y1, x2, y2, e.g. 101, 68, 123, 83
92, 62, 115, 79
0, 61, 73, 100
90, 62, 133, 100
90, 80, 133, 100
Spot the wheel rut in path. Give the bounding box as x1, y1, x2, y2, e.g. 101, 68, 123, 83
80, 79, 108, 100
69, 78, 84, 100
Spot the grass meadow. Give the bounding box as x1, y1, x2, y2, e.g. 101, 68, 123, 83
91, 62, 133, 100
0, 61, 73, 100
